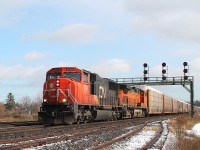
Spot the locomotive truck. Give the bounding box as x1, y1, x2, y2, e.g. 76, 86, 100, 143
38, 67, 191, 125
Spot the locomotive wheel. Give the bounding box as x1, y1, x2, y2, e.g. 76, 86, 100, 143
83, 117, 89, 124
113, 115, 117, 121
83, 119, 88, 124
76, 118, 81, 124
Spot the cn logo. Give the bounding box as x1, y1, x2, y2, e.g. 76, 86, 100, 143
99, 86, 106, 98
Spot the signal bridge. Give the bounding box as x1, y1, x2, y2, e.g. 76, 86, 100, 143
110, 76, 193, 86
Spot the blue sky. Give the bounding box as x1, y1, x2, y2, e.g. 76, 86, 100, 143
1, 0, 200, 102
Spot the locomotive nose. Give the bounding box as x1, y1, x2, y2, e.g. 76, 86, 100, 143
43, 78, 75, 104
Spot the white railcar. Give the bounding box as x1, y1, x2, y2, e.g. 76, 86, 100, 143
173, 99, 179, 113
147, 88, 163, 114
163, 95, 173, 113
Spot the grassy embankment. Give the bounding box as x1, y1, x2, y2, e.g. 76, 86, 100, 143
169, 114, 200, 150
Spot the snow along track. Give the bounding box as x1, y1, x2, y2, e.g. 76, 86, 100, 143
90, 124, 146, 150
106, 121, 167, 150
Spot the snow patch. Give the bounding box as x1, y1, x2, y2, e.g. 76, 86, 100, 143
192, 123, 200, 136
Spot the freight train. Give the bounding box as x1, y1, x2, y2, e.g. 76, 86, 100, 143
38, 67, 195, 125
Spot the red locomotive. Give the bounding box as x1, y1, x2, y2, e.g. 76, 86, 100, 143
38, 67, 148, 124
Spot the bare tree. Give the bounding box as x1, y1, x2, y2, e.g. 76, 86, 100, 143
19, 93, 42, 114
20, 96, 32, 114
31, 93, 43, 114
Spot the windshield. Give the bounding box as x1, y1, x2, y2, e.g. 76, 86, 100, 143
46, 73, 61, 81
63, 72, 81, 81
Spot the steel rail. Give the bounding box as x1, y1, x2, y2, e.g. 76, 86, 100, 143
141, 121, 163, 150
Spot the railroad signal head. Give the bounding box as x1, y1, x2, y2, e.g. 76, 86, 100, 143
161, 62, 167, 80
183, 68, 188, 73
143, 63, 149, 81
162, 62, 166, 67
183, 62, 188, 66
161, 63, 167, 72
184, 75, 188, 80
183, 62, 189, 80
162, 76, 166, 80
143, 63, 148, 68
144, 77, 148, 81
162, 70, 167, 74
143, 70, 148, 74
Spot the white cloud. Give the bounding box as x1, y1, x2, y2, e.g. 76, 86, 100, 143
0, 1, 37, 26
24, 51, 52, 61
0, 0, 126, 27
23, 23, 101, 44
0, 64, 45, 80
49, 23, 101, 44
0, 1, 33, 15
168, 49, 199, 57
52, 59, 130, 77
55, 59, 130, 76
125, 0, 200, 42
89, 59, 131, 76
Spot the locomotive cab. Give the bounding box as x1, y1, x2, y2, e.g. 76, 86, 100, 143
43, 67, 83, 104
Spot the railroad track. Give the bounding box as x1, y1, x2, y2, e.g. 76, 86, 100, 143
90, 124, 146, 150
100, 121, 167, 150
141, 122, 164, 150
0, 116, 173, 150
0, 121, 44, 133
0, 122, 134, 149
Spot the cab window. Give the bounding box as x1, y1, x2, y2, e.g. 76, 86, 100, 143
83, 72, 89, 83
46, 73, 61, 81
63, 72, 81, 81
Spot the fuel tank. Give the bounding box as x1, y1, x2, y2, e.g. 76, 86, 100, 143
93, 110, 114, 121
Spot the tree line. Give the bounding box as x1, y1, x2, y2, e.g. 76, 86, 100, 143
194, 100, 200, 107
1, 92, 200, 114
1, 92, 42, 115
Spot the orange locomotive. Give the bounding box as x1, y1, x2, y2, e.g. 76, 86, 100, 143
38, 67, 147, 124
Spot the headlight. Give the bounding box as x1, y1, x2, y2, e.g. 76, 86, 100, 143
43, 99, 47, 102
56, 80, 60, 87
63, 99, 67, 102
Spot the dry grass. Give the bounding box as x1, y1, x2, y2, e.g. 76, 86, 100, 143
176, 136, 200, 150
0, 103, 39, 122
0, 113, 38, 122
168, 114, 200, 150
143, 126, 160, 131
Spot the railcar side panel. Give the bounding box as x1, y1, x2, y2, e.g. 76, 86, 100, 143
163, 95, 173, 113
178, 101, 183, 113
183, 102, 189, 113
148, 89, 163, 114
173, 99, 179, 113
